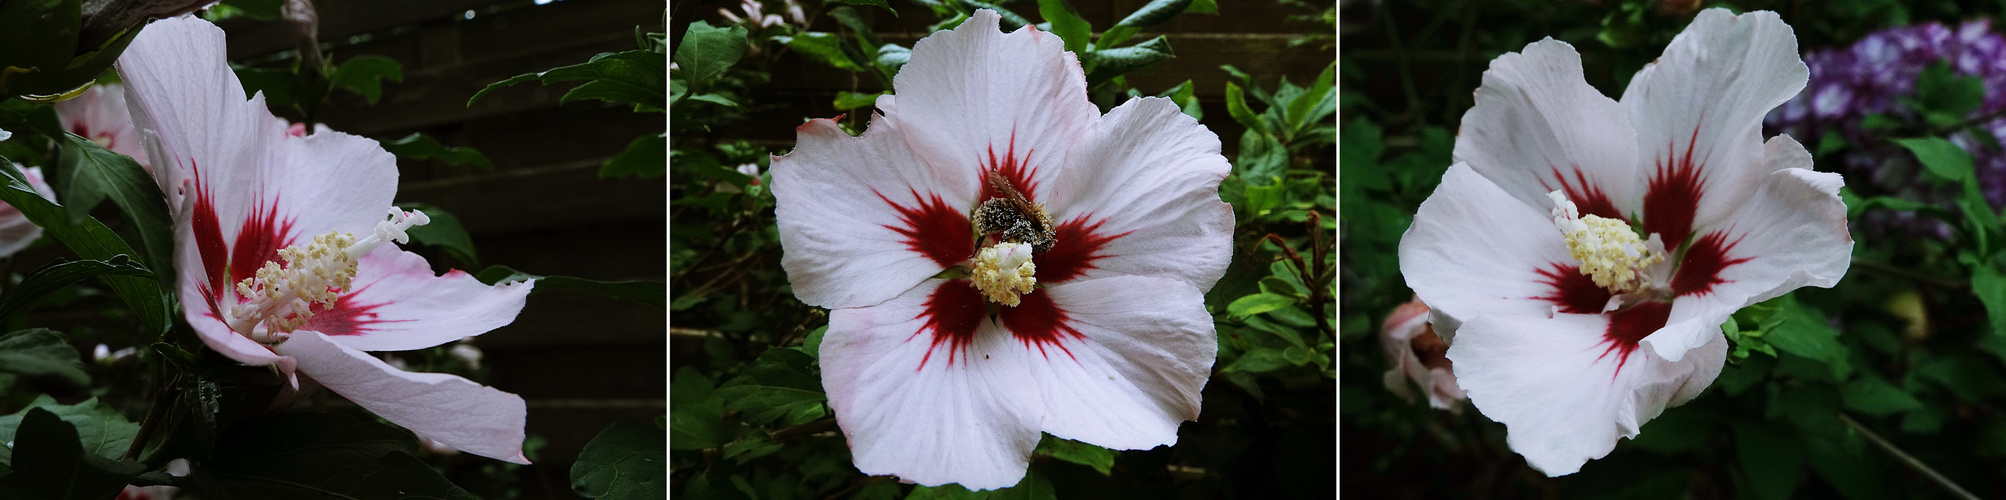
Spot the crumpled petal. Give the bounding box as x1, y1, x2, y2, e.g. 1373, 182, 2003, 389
276, 331, 530, 464
821, 279, 1043, 490
1043, 97, 1234, 289
1455, 38, 1641, 218
1399, 164, 1575, 341
55, 83, 152, 171
1379, 299, 1465, 410
1021, 275, 1213, 450
1446, 312, 1726, 476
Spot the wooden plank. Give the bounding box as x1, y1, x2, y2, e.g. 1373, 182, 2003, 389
397, 158, 664, 233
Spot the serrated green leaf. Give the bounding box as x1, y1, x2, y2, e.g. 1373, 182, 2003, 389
379, 132, 494, 170
0, 329, 90, 388
1036, 0, 1090, 54
474, 264, 663, 309
0, 162, 170, 335
1083, 35, 1172, 85
1761, 297, 1849, 378
601, 133, 666, 179
53, 131, 174, 273
670, 21, 747, 89
327, 55, 402, 106
571, 420, 667, 499
393, 202, 478, 266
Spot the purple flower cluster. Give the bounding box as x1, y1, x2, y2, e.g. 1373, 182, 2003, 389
1765, 20, 2006, 242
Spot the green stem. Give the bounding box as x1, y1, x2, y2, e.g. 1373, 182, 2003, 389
1839, 413, 1980, 500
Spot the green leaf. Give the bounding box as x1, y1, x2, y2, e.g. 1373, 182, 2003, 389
1285, 62, 1335, 136
875, 44, 912, 80
600, 133, 666, 179
53, 131, 175, 273
1733, 420, 1803, 500
834, 0, 898, 15
327, 55, 403, 106
668, 407, 728, 451
1083, 35, 1172, 85
1188, 0, 1218, 14
392, 203, 478, 266
0, 329, 89, 387
1760, 297, 1850, 378
1036, 0, 1091, 54
1840, 377, 1924, 416
801, 325, 828, 358
990, 469, 1057, 500
1236, 130, 1289, 187
781, 32, 866, 71
570, 420, 667, 499
715, 348, 826, 426
478, 50, 668, 109
834, 91, 883, 110
1910, 62, 1985, 118
378, 132, 494, 170
1222, 347, 1290, 373
1893, 137, 1975, 183
0, 257, 149, 321
0, 408, 144, 500
0, 0, 140, 101
1099, 0, 1199, 48
1033, 434, 1114, 475
474, 264, 663, 309
1156, 80, 1201, 120
1225, 81, 1267, 137
0, 162, 170, 336
1973, 264, 2006, 339
190, 412, 474, 500
671, 21, 747, 89
1227, 293, 1295, 317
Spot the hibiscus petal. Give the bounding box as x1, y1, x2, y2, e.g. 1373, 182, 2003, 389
882, 9, 1097, 205
1456, 38, 1641, 218
1017, 276, 1213, 450
1620, 9, 1807, 244
821, 279, 1042, 490
1655, 136, 1850, 360
0, 167, 53, 259
773, 113, 979, 310
1041, 97, 1234, 289
1447, 313, 1726, 476
54, 84, 151, 170
1399, 164, 1574, 342
307, 247, 533, 352
115, 15, 287, 208
276, 331, 530, 464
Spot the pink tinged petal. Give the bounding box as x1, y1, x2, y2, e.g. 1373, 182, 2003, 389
54, 84, 150, 171
0, 167, 53, 258
1454, 38, 1641, 218
1657, 136, 1851, 360
276, 331, 531, 464
310, 247, 533, 352
822, 279, 1043, 490
1379, 300, 1465, 410
115, 16, 290, 205
1021, 276, 1214, 450
772, 114, 980, 310
1621, 9, 1808, 244
1042, 97, 1234, 289
1447, 313, 1726, 476
1398, 164, 1574, 342
885, 9, 1097, 204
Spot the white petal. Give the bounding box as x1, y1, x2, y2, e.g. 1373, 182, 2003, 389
277, 331, 530, 464
1021, 276, 1214, 450
1656, 136, 1851, 360
1456, 38, 1642, 217
884, 9, 1097, 206
1620, 9, 1808, 242
1447, 313, 1726, 476
54, 83, 151, 171
772, 114, 980, 310
116, 16, 288, 209
1042, 97, 1234, 289
0, 167, 53, 258
821, 279, 1042, 490
1398, 164, 1574, 342
306, 247, 533, 352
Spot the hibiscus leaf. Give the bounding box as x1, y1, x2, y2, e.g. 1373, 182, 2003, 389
1222, 347, 1290, 374
0, 408, 146, 500
601, 133, 667, 179
392, 203, 478, 267
1910, 62, 1985, 118
716, 348, 826, 426
1033, 434, 1114, 475
1971, 264, 2006, 338
990, 469, 1057, 500
833, 0, 898, 16
0, 161, 171, 336
1757, 296, 1850, 379
1098, 0, 1200, 48
1285, 62, 1336, 136
473, 264, 664, 309
52, 131, 176, 274
1035, 0, 1091, 55
779, 32, 866, 72
0, 329, 89, 388
1156, 80, 1202, 120
1893, 137, 1975, 184
191, 412, 474, 500
1225, 82, 1268, 137
1227, 293, 1295, 318
327, 55, 402, 106
0, 395, 140, 461
671, 21, 747, 89
570, 420, 668, 499
1840, 376, 1924, 417
1733, 420, 1804, 500
378, 132, 493, 171
1082, 35, 1172, 85
0, 257, 149, 322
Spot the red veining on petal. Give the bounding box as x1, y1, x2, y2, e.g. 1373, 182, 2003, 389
912, 281, 988, 370
1532, 264, 1612, 314
1644, 125, 1707, 245
1037, 216, 1129, 284
1671, 230, 1753, 296
189, 161, 230, 315
303, 284, 414, 336
1597, 301, 1671, 377
875, 188, 973, 267
1546, 165, 1622, 220
230, 196, 298, 302
999, 291, 1083, 360
977, 134, 1041, 204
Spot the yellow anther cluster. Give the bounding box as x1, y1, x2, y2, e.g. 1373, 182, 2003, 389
234, 231, 360, 335
971, 242, 1038, 307
1562, 215, 1662, 293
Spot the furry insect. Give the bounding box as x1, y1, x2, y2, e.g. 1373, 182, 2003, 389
971, 169, 1057, 253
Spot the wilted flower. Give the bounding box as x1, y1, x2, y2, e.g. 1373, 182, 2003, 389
117, 16, 534, 463
771, 10, 1232, 489
1401, 9, 1851, 475
1379, 298, 1464, 410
